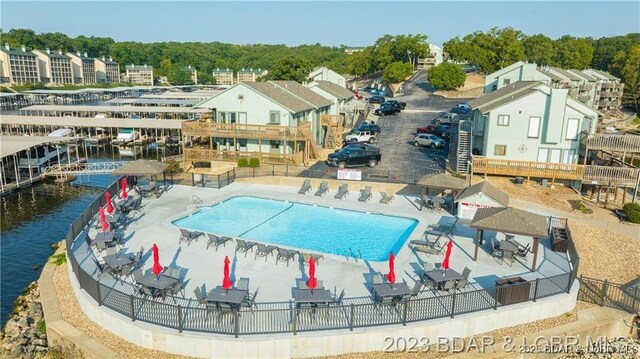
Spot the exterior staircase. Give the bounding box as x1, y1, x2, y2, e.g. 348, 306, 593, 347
449, 120, 472, 173
321, 115, 344, 149
298, 122, 321, 160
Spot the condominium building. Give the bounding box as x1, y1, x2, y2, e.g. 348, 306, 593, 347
308, 67, 346, 87
0, 44, 40, 85
416, 44, 444, 70
184, 65, 198, 85
212, 68, 235, 86
582, 69, 625, 113
236, 68, 268, 83
95, 57, 121, 83
33, 49, 73, 85
125, 64, 153, 85
67, 52, 96, 84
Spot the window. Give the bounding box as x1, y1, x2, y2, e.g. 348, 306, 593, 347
537, 148, 549, 162
269, 111, 280, 124
502, 79, 511, 86
494, 145, 507, 156
549, 149, 562, 163
497, 115, 510, 126
239, 139, 247, 147
563, 149, 576, 164
528, 117, 541, 138
566, 118, 579, 140
270, 141, 280, 149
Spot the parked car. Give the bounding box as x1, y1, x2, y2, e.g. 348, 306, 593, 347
385, 100, 406, 110
345, 129, 378, 143
327, 144, 382, 168
366, 95, 385, 104
433, 112, 456, 125
450, 107, 470, 114
416, 124, 438, 134
458, 102, 471, 111
355, 123, 381, 134
374, 105, 397, 116
363, 86, 373, 92
413, 134, 445, 148
434, 125, 451, 139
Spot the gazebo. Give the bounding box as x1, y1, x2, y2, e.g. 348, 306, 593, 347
416, 173, 467, 212
112, 160, 168, 198
470, 207, 549, 272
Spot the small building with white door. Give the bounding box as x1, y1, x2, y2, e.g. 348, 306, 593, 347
455, 181, 509, 220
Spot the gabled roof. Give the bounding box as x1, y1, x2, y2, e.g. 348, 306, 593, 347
126, 64, 153, 70
486, 61, 527, 79
417, 173, 466, 190
213, 68, 234, 73
536, 67, 563, 81
468, 81, 540, 114
33, 49, 70, 60
471, 207, 549, 238
568, 69, 595, 81
238, 68, 266, 74
549, 67, 581, 81
0, 46, 36, 57
590, 69, 619, 81
313, 80, 354, 100
269, 81, 333, 108
456, 181, 509, 207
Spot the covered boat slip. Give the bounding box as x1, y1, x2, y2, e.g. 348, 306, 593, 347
18, 104, 210, 119
105, 98, 201, 107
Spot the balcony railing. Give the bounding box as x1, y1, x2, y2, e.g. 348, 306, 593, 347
182, 121, 306, 140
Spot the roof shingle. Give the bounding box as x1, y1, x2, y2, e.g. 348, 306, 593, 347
471, 207, 549, 237
456, 181, 509, 207
468, 81, 540, 113
314, 80, 354, 100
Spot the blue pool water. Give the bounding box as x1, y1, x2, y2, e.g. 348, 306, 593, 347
172, 196, 418, 261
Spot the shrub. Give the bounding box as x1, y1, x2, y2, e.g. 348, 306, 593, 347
248, 158, 260, 168
237, 158, 249, 167
427, 62, 466, 90
49, 253, 67, 266
623, 203, 640, 223
35, 320, 46, 335
382, 61, 414, 83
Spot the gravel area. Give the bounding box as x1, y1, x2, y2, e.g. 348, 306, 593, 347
53, 263, 193, 359
568, 221, 640, 283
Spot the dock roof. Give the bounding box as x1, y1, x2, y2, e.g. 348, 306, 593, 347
0, 115, 184, 130
19, 105, 209, 113
1, 135, 71, 158
106, 98, 200, 106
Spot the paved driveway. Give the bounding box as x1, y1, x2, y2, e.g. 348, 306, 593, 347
302, 71, 470, 184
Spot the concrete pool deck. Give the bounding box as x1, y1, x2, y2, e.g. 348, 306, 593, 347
72, 182, 571, 304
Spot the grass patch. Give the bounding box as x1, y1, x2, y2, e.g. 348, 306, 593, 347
35, 320, 46, 335
568, 200, 593, 214
49, 253, 67, 266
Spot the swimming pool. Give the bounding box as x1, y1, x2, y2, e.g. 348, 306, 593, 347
172, 196, 418, 261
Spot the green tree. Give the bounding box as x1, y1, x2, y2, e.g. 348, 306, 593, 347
382, 62, 413, 83
611, 44, 640, 111
554, 36, 594, 69
199, 72, 215, 85
443, 27, 525, 73
592, 34, 640, 71
168, 66, 193, 85
264, 55, 313, 82
347, 48, 374, 77
427, 63, 466, 90
523, 34, 556, 66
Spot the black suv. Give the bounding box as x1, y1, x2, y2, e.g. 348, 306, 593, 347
374, 105, 397, 116
366, 95, 385, 104
355, 123, 381, 133
385, 100, 406, 110
327, 144, 382, 168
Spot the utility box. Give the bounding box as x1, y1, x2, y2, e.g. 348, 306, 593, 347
514, 177, 524, 185
495, 277, 531, 305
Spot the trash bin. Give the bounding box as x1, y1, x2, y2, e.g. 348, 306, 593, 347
514, 177, 524, 185
495, 277, 531, 305
541, 179, 548, 187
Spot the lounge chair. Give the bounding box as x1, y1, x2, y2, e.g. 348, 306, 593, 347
358, 186, 372, 202
410, 239, 436, 247
276, 248, 299, 266
314, 181, 329, 196
301, 252, 324, 265
334, 183, 349, 199
179, 228, 204, 245
235, 239, 257, 256
207, 233, 232, 251
255, 243, 277, 261
298, 179, 311, 194
411, 244, 442, 256
380, 192, 394, 204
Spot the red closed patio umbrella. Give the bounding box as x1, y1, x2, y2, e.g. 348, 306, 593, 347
98, 207, 109, 233
386, 252, 396, 284
105, 191, 114, 215
442, 240, 453, 271
152, 244, 163, 276
306, 257, 317, 290
121, 177, 128, 199
222, 256, 232, 289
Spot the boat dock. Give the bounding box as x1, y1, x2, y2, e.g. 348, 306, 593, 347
105, 98, 201, 107
17, 104, 210, 119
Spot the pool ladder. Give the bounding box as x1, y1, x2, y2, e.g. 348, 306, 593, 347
192, 195, 203, 207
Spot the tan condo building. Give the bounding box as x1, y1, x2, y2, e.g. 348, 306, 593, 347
125, 64, 154, 85
95, 57, 121, 83
33, 49, 74, 85
184, 65, 198, 85
0, 44, 40, 85
67, 51, 96, 84
236, 68, 268, 83
213, 68, 235, 86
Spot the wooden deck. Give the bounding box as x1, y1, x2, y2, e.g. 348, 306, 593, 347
472, 157, 640, 187
182, 121, 304, 140
583, 133, 640, 153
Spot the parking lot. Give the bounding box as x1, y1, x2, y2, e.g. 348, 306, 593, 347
301, 71, 469, 184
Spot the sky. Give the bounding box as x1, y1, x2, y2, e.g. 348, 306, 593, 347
1, 1, 639, 47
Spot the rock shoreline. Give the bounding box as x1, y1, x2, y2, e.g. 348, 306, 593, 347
0, 281, 49, 358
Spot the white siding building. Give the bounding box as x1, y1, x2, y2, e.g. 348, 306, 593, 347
95, 57, 120, 83
0, 44, 40, 85
125, 64, 153, 85
308, 67, 347, 87
455, 181, 509, 220
306, 80, 355, 116
32, 49, 73, 85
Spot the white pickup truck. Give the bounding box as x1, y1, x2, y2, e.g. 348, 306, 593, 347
344, 129, 378, 143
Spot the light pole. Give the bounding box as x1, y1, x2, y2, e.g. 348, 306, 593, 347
407, 50, 412, 69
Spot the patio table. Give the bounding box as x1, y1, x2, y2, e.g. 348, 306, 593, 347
294, 289, 333, 305
138, 273, 179, 297
371, 282, 410, 301
94, 231, 115, 246
102, 252, 133, 270
423, 269, 463, 289
206, 286, 248, 307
